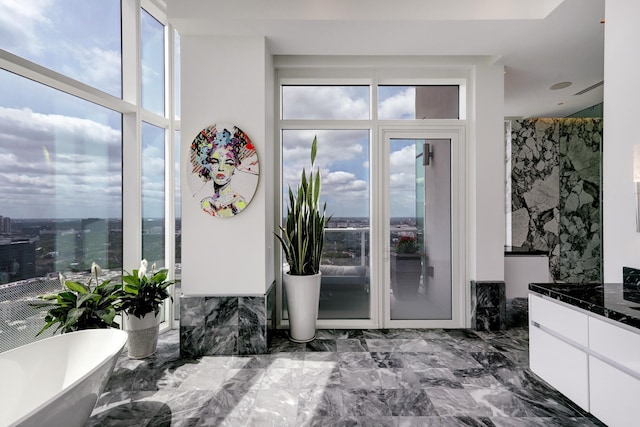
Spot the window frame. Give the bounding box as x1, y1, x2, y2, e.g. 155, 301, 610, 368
276, 64, 467, 330
0, 0, 180, 332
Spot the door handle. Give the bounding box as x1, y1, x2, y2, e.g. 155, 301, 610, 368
423, 143, 433, 166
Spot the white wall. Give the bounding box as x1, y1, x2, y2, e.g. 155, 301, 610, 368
468, 63, 506, 282
603, 0, 640, 281
180, 36, 274, 295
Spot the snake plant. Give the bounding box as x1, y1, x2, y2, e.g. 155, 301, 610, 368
276, 135, 330, 275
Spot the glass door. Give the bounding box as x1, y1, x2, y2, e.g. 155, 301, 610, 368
382, 128, 464, 328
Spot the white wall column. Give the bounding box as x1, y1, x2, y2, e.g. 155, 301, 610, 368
180, 35, 274, 295
603, 0, 640, 281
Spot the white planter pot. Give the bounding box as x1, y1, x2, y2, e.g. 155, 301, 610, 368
125, 312, 160, 359
283, 272, 321, 343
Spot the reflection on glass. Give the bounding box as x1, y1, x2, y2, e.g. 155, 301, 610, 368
281, 129, 370, 319
0, 69, 122, 279
141, 122, 165, 268
378, 86, 459, 120
174, 30, 181, 120
0, 0, 122, 97
141, 9, 165, 116
282, 86, 370, 120
174, 131, 182, 321
389, 139, 452, 320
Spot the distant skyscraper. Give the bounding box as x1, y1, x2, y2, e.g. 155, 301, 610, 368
0, 216, 11, 234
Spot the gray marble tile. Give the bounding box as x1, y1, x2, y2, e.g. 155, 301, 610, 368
220, 368, 265, 390
205, 296, 238, 327
297, 387, 344, 419
197, 389, 258, 419
300, 367, 341, 389
366, 338, 430, 352
307, 338, 338, 352
426, 387, 494, 417
337, 338, 369, 352
341, 389, 392, 417
92, 327, 606, 427
239, 296, 265, 327
338, 351, 377, 368
260, 367, 303, 389
179, 296, 205, 327
251, 388, 298, 425
370, 351, 405, 368
385, 389, 438, 416
399, 368, 463, 389
339, 368, 382, 389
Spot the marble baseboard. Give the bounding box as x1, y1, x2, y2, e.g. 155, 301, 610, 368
506, 297, 529, 328
180, 282, 276, 356
470, 281, 506, 331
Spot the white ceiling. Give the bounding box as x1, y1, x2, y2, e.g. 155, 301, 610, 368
168, 0, 605, 118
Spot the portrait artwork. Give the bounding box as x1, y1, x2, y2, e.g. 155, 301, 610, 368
187, 123, 259, 218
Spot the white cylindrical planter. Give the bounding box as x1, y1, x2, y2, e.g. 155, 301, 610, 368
125, 312, 160, 359
283, 272, 321, 343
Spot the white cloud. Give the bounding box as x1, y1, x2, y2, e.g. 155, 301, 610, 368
0, 107, 122, 218
0, 0, 52, 56
282, 86, 369, 120
389, 145, 417, 216
379, 87, 415, 119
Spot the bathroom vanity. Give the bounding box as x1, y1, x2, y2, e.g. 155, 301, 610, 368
529, 282, 640, 427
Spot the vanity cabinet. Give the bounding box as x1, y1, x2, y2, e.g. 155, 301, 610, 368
529, 291, 640, 427
528, 294, 589, 411
588, 316, 640, 426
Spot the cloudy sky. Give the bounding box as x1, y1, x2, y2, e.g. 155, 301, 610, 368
0, 1, 421, 220
281, 86, 421, 218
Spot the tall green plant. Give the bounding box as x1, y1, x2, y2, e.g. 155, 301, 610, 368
276, 135, 330, 275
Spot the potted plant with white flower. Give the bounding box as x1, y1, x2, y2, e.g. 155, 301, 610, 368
32, 262, 122, 335
119, 259, 178, 358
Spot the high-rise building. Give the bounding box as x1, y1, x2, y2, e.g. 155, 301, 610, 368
0, 216, 11, 234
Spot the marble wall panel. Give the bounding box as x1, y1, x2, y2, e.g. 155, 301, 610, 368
508, 118, 602, 283
509, 119, 560, 278
470, 281, 506, 331
558, 119, 602, 282
180, 287, 273, 356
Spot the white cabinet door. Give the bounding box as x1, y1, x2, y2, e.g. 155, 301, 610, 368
590, 355, 640, 427
529, 294, 589, 346
529, 325, 589, 411
589, 317, 640, 375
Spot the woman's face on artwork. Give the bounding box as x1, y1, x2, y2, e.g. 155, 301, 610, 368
210, 146, 236, 186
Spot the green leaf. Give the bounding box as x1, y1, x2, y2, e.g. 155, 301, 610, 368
66, 281, 89, 294
124, 284, 139, 295
311, 135, 318, 165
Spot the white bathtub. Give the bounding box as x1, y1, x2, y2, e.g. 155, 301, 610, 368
0, 328, 128, 427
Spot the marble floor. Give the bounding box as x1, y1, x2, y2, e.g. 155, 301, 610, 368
88, 327, 605, 426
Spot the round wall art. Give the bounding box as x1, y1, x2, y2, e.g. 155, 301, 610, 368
187, 123, 259, 218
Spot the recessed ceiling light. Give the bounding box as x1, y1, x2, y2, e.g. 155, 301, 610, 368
550, 82, 572, 90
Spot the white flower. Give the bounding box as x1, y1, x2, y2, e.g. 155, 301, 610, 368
58, 272, 66, 288
151, 262, 157, 273
138, 259, 148, 279
91, 262, 102, 278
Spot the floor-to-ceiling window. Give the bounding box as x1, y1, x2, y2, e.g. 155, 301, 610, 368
0, 0, 180, 351
277, 65, 465, 329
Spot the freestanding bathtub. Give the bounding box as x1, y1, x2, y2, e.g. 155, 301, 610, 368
0, 328, 128, 427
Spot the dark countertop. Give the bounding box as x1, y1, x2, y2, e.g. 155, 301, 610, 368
529, 282, 640, 330
504, 246, 548, 256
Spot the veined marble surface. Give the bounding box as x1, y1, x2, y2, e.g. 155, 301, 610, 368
88, 327, 605, 426
529, 281, 640, 330
508, 118, 602, 283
